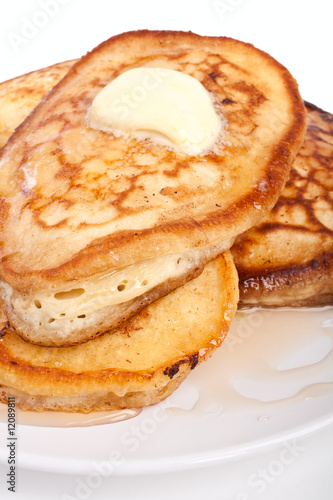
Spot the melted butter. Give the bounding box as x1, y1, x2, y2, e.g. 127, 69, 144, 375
88, 67, 221, 156
0, 406, 141, 427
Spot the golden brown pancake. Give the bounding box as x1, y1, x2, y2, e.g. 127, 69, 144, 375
0, 60, 74, 149
0, 253, 238, 412
0, 30, 306, 346
232, 102, 333, 307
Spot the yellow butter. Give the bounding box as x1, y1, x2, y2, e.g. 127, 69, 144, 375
88, 67, 221, 155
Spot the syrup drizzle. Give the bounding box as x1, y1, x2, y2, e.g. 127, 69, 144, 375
0, 406, 141, 427
0, 308, 332, 428
165, 307, 333, 420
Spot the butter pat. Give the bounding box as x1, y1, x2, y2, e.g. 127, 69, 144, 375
88, 67, 221, 155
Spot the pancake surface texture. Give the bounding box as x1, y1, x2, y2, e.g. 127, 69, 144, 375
0, 30, 306, 345
0, 60, 74, 149
0, 254, 238, 412
232, 102, 333, 307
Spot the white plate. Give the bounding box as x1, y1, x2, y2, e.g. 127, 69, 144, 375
0, 308, 332, 475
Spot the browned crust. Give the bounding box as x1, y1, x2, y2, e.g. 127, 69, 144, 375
0, 59, 75, 88
0, 373, 189, 412
0, 30, 306, 292
0, 60, 76, 149
233, 101, 333, 307
237, 250, 333, 307
0, 334, 196, 388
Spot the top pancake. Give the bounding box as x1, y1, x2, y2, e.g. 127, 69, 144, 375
0, 58, 231, 347
0, 30, 306, 293
232, 102, 333, 307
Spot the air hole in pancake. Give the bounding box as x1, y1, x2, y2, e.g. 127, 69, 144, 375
54, 288, 85, 300
177, 258, 182, 264
48, 318, 55, 323
60, 313, 66, 317
34, 300, 42, 309
117, 284, 126, 291
141, 280, 148, 286
77, 314, 86, 319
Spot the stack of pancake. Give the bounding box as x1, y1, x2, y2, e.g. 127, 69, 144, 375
0, 30, 329, 414
232, 101, 333, 307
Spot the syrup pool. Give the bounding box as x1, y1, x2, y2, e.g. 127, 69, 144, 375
0, 405, 141, 427
164, 307, 333, 420
0, 308, 332, 428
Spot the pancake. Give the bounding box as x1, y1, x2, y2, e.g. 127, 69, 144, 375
232, 102, 333, 307
0, 253, 238, 412
0, 60, 74, 149
0, 30, 306, 346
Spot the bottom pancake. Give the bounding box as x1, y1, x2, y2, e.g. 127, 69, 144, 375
232, 102, 333, 308
0, 252, 238, 412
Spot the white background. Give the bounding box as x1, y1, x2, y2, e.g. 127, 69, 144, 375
0, 0, 333, 499
0, 0, 332, 112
